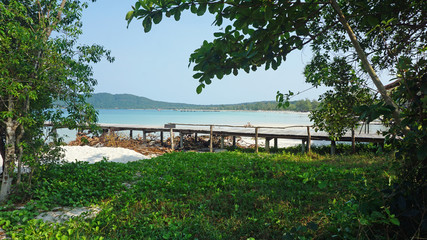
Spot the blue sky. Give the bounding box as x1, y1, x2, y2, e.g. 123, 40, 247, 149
79, 0, 329, 104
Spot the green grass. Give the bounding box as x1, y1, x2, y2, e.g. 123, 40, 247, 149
0, 152, 398, 239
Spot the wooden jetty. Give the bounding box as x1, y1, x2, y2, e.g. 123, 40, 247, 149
46, 122, 385, 154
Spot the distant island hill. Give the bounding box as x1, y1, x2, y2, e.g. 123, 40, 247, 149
87, 93, 319, 112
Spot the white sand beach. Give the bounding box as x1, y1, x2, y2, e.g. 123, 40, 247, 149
61, 146, 149, 164
0, 146, 149, 173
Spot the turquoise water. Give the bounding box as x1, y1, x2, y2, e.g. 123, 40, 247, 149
97, 109, 311, 126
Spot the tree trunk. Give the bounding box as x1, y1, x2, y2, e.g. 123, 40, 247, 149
16, 125, 25, 185
0, 120, 18, 202
329, 0, 404, 130
331, 140, 336, 155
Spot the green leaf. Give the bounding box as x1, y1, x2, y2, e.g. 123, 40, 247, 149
247, 51, 258, 59
142, 16, 152, 32
125, 11, 134, 21
208, 3, 217, 14
197, 3, 207, 16
265, 61, 270, 70
190, 4, 197, 14
246, 42, 254, 56
196, 84, 204, 94
214, 32, 223, 37
217, 72, 224, 79
215, 15, 223, 26
152, 12, 162, 24
193, 73, 203, 79
174, 10, 181, 21
271, 59, 278, 70
233, 68, 238, 76
390, 217, 400, 226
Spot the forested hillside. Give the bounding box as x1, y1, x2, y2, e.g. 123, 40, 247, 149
88, 93, 319, 112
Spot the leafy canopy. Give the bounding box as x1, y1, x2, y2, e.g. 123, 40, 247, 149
305, 55, 373, 140
0, 0, 113, 200
127, 0, 332, 93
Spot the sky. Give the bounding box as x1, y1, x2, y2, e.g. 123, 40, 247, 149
78, 0, 330, 105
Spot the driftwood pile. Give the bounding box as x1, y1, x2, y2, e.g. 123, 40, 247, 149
68, 133, 171, 156
68, 132, 250, 156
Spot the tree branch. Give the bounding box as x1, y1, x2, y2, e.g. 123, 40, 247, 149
45, 0, 67, 39
329, 0, 404, 130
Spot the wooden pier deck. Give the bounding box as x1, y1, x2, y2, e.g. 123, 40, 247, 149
47, 122, 385, 153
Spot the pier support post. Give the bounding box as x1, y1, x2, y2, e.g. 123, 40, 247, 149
232, 136, 236, 147
255, 127, 259, 153
179, 133, 184, 149
274, 138, 278, 149
143, 131, 147, 143
170, 129, 174, 151
210, 125, 213, 153
220, 136, 224, 149
351, 128, 356, 154
265, 138, 271, 153
160, 131, 164, 146
129, 130, 133, 139
307, 127, 311, 153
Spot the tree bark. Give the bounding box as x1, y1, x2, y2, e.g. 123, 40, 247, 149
45, 0, 67, 39
0, 119, 18, 202
331, 140, 336, 155
329, 0, 403, 130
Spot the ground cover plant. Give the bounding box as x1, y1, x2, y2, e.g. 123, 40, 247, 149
0, 151, 398, 239
227, 142, 391, 155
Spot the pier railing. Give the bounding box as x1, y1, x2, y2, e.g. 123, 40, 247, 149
45, 122, 385, 154
166, 123, 314, 153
